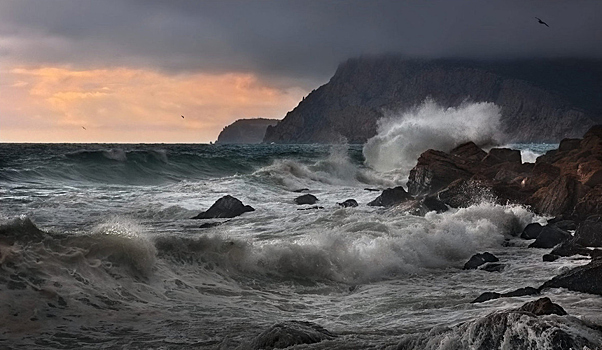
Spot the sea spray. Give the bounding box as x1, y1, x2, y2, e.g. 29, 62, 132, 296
363, 100, 505, 176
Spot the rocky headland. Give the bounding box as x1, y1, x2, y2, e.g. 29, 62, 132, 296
216, 118, 279, 144
264, 56, 602, 143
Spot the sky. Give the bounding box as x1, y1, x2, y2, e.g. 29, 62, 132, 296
1, 0, 601, 143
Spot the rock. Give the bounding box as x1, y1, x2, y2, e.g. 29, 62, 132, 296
517, 297, 567, 316
294, 194, 318, 205
249, 321, 336, 349
520, 223, 544, 240
449, 142, 487, 161
337, 199, 358, 208
541, 257, 602, 296
192, 195, 255, 219
368, 186, 412, 207
573, 216, 602, 247
543, 254, 560, 262
472, 287, 539, 303
528, 225, 571, 249
407, 150, 476, 196
297, 206, 324, 211
502, 286, 540, 298
292, 188, 309, 193
530, 175, 586, 217
550, 240, 590, 257
215, 118, 278, 144
550, 219, 577, 231
0, 216, 48, 245
481, 148, 522, 166
480, 263, 505, 272
420, 196, 448, 213
463, 252, 499, 270
397, 299, 601, 350
363, 188, 381, 192
471, 292, 501, 303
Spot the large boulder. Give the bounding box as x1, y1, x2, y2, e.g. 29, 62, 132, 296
481, 148, 522, 166
449, 142, 487, 161
368, 186, 412, 207
518, 297, 567, 316
337, 199, 358, 208
541, 256, 602, 296
249, 321, 336, 349
294, 194, 318, 205
528, 225, 571, 248
529, 175, 586, 217
192, 195, 255, 219
520, 223, 544, 240
572, 215, 602, 247
407, 150, 478, 196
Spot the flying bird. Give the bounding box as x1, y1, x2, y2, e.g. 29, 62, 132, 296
535, 17, 549, 27
82, 126, 86, 130
181, 115, 185, 119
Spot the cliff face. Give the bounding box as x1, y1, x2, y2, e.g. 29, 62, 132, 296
216, 118, 279, 144
264, 57, 602, 143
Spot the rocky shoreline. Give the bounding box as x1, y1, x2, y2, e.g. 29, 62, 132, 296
205, 126, 602, 349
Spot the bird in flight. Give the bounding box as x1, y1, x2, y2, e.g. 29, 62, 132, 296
82, 126, 86, 130
181, 115, 185, 119
535, 17, 549, 27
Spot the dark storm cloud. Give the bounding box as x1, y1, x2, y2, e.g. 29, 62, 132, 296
1, 0, 601, 86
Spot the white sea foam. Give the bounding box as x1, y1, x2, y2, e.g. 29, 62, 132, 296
363, 100, 505, 177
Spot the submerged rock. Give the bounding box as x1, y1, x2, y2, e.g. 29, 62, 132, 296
294, 194, 318, 205
472, 286, 539, 303
463, 252, 499, 270
367, 186, 412, 207
337, 199, 358, 208
192, 195, 255, 219
543, 254, 560, 262
249, 320, 336, 349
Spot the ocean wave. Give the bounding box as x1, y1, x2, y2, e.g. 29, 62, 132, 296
155, 202, 534, 284
363, 100, 505, 178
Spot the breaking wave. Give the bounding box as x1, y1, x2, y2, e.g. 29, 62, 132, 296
363, 100, 505, 177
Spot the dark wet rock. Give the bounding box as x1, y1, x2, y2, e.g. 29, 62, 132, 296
550, 240, 590, 257
520, 222, 544, 240
481, 148, 522, 166
297, 206, 324, 211
192, 195, 255, 219
573, 216, 602, 247
368, 186, 412, 207
472, 286, 539, 303
407, 150, 477, 197
337, 199, 358, 208
449, 142, 487, 161
294, 194, 318, 205
558, 138, 582, 152
463, 252, 499, 270
421, 196, 448, 213
543, 254, 560, 262
528, 225, 571, 248
530, 175, 586, 218
249, 321, 336, 349
518, 297, 567, 316
471, 292, 501, 303
550, 219, 577, 231
502, 286, 540, 298
480, 263, 505, 272
400, 297, 602, 350
363, 188, 381, 192
292, 188, 309, 193
541, 257, 602, 296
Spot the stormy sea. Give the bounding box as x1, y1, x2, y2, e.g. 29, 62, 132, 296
1, 140, 601, 349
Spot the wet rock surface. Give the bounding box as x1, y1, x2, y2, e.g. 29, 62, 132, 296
192, 195, 255, 219
294, 194, 319, 205
249, 321, 336, 349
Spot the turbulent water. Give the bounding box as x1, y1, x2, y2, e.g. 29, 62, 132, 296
1, 142, 601, 349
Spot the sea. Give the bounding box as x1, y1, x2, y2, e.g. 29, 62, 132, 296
1, 142, 601, 349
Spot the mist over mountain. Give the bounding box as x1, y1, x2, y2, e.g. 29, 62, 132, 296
264, 56, 602, 144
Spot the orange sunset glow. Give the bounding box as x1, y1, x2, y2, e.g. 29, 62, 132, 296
0, 67, 306, 143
